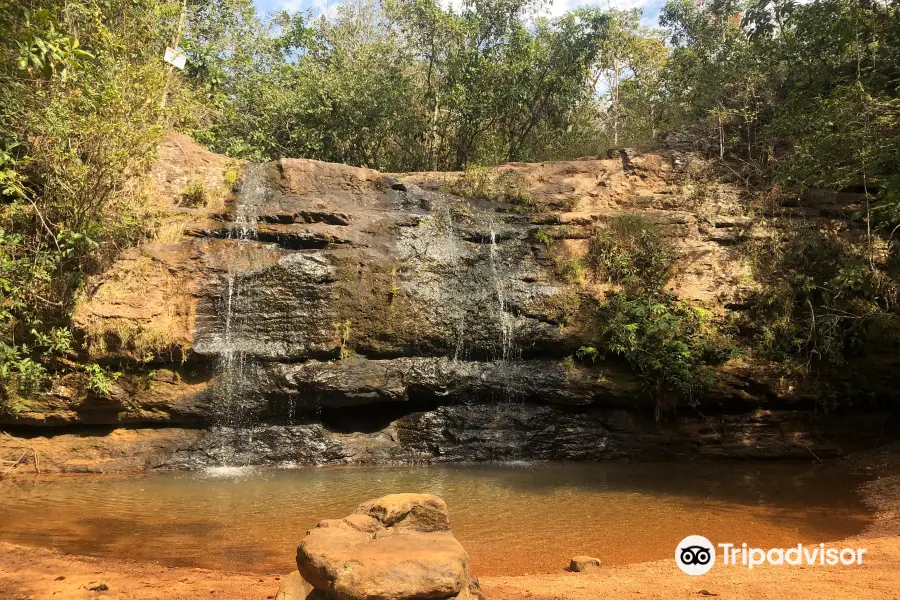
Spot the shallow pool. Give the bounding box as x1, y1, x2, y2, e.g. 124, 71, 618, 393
0, 461, 872, 576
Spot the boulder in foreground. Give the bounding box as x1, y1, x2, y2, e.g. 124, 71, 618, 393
296, 493, 484, 600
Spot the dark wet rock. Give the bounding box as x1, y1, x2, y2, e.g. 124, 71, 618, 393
163, 401, 870, 469
258, 356, 641, 409
294, 210, 351, 226
182, 156, 585, 366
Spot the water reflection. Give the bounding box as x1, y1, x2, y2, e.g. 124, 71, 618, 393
0, 461, 872, 576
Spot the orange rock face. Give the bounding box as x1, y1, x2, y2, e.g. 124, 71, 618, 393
297, 494, 485, 600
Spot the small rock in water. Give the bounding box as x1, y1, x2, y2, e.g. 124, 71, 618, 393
274, 571, 314, 600
569, 556, 601, 572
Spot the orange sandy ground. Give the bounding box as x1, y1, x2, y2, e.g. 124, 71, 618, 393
1, 532, 898, 600
1, 473, 898, 600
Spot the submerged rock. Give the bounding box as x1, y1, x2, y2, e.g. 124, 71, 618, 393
296, 494, 484, 600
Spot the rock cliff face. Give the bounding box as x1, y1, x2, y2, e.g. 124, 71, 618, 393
1, 132, 893, 470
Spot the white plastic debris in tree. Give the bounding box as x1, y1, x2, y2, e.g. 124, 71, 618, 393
164, 46, 186, 70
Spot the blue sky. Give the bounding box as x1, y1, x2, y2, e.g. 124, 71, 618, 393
252, 0, 668, 26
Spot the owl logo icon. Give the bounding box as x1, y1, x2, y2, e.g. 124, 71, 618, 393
676, 536, 716, 575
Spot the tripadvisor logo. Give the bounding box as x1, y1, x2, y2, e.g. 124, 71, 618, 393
675, 536, 867, 575
676, 535, 715, 575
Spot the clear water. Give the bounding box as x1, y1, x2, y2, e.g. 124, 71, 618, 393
0, 461, 871, 576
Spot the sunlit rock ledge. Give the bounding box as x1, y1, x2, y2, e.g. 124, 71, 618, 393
3, 132, 895, 469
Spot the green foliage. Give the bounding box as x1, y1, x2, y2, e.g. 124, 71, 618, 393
0, 342, 47, 397
747, 225, 900, 373
1, 0, 192, 394
224, 167, 240, 186
588, 293, 734, 403
559, 258, 587, 284
16, 8, 95, 80
180, 181, 208, 207
575, 346, 600, 362
587, 215, 673, 293
579, 213, 734, 408
534, 230, 552, 248
659, 0, 900, 194
596, 8, 670, 145
184, 0, 611, 170
84, 362, 121, 396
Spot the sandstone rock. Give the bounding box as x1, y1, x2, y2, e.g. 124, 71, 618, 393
14, 131, 891, 470
296, 494, 484, 600
274, 571, 315, 600
0, 428, 203, 474
569, 556, 601, 572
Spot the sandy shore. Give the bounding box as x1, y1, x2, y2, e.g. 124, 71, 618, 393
2, 455, 899, 600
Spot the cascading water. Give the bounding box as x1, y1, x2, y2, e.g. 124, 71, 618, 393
488, 222, 518, 365
209, 163, 267, 465
486, 221, 522, 415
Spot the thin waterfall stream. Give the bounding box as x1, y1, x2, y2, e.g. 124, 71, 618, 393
487, 221, 521, 405
209, 163, 267, 465
488, 222, 517, 364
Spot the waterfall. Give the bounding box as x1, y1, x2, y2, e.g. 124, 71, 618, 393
209, 163, 266, 465
445, 211, 468, 362
488, 222, 517, 364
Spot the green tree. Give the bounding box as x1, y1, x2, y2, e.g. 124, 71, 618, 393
187, 0, 613, 170
1, 0, 189, 397
592, 8, 669, 146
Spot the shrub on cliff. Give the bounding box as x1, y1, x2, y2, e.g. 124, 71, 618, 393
0, 0, 193, 400
586, 214, 674, 294
747, 224, 900, 382
578, 215, 736, 414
